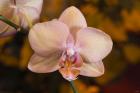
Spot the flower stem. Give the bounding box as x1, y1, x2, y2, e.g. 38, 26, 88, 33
70, 81, 78, 93
0, 15, 21, 31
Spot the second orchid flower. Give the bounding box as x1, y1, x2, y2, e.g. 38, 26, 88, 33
0, 0, 43, 37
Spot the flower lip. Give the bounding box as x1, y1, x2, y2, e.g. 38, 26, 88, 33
58, 45, 83, 81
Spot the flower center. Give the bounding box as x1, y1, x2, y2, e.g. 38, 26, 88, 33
59, 48, 82, 81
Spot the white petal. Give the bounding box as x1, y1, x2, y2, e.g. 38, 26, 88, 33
15, 0, 43, 28
75, 27, 113, 62
28, 53, 60, 73
59, 6, 87, 31
80, 61, 104, 77
16, 0, 43, 13
29, 20, 70, 57
17, 6, 40, 28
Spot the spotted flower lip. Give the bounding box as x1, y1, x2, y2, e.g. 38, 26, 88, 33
28, 6, 113, 81
0, 0, 43, 37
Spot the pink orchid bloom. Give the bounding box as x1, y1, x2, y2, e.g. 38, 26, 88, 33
0, 0, 43, 37
28, 6, 113, 81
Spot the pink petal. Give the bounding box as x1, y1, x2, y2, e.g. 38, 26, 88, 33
0, 15, 20, 37
0, 0, 12, 13
59, 6, 87, 34
28, 53, 60, 73
0, 14, 20, 37
80, 61, 104, 77
0, 24, 17, 37
0, 0, 17, 37
75, 27, 113, 62
29, 20, 70, 57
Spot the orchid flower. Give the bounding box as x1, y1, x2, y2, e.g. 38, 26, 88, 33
28, 6, 113, 81
0, 0, 43, 37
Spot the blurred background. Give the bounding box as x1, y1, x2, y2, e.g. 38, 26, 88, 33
0, 0, 140, 93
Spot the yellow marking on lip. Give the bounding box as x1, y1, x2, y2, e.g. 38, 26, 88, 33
59, 59, 80, 81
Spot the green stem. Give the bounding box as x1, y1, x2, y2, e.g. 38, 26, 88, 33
0, 15, 21, 31
70, 81, 78, 93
